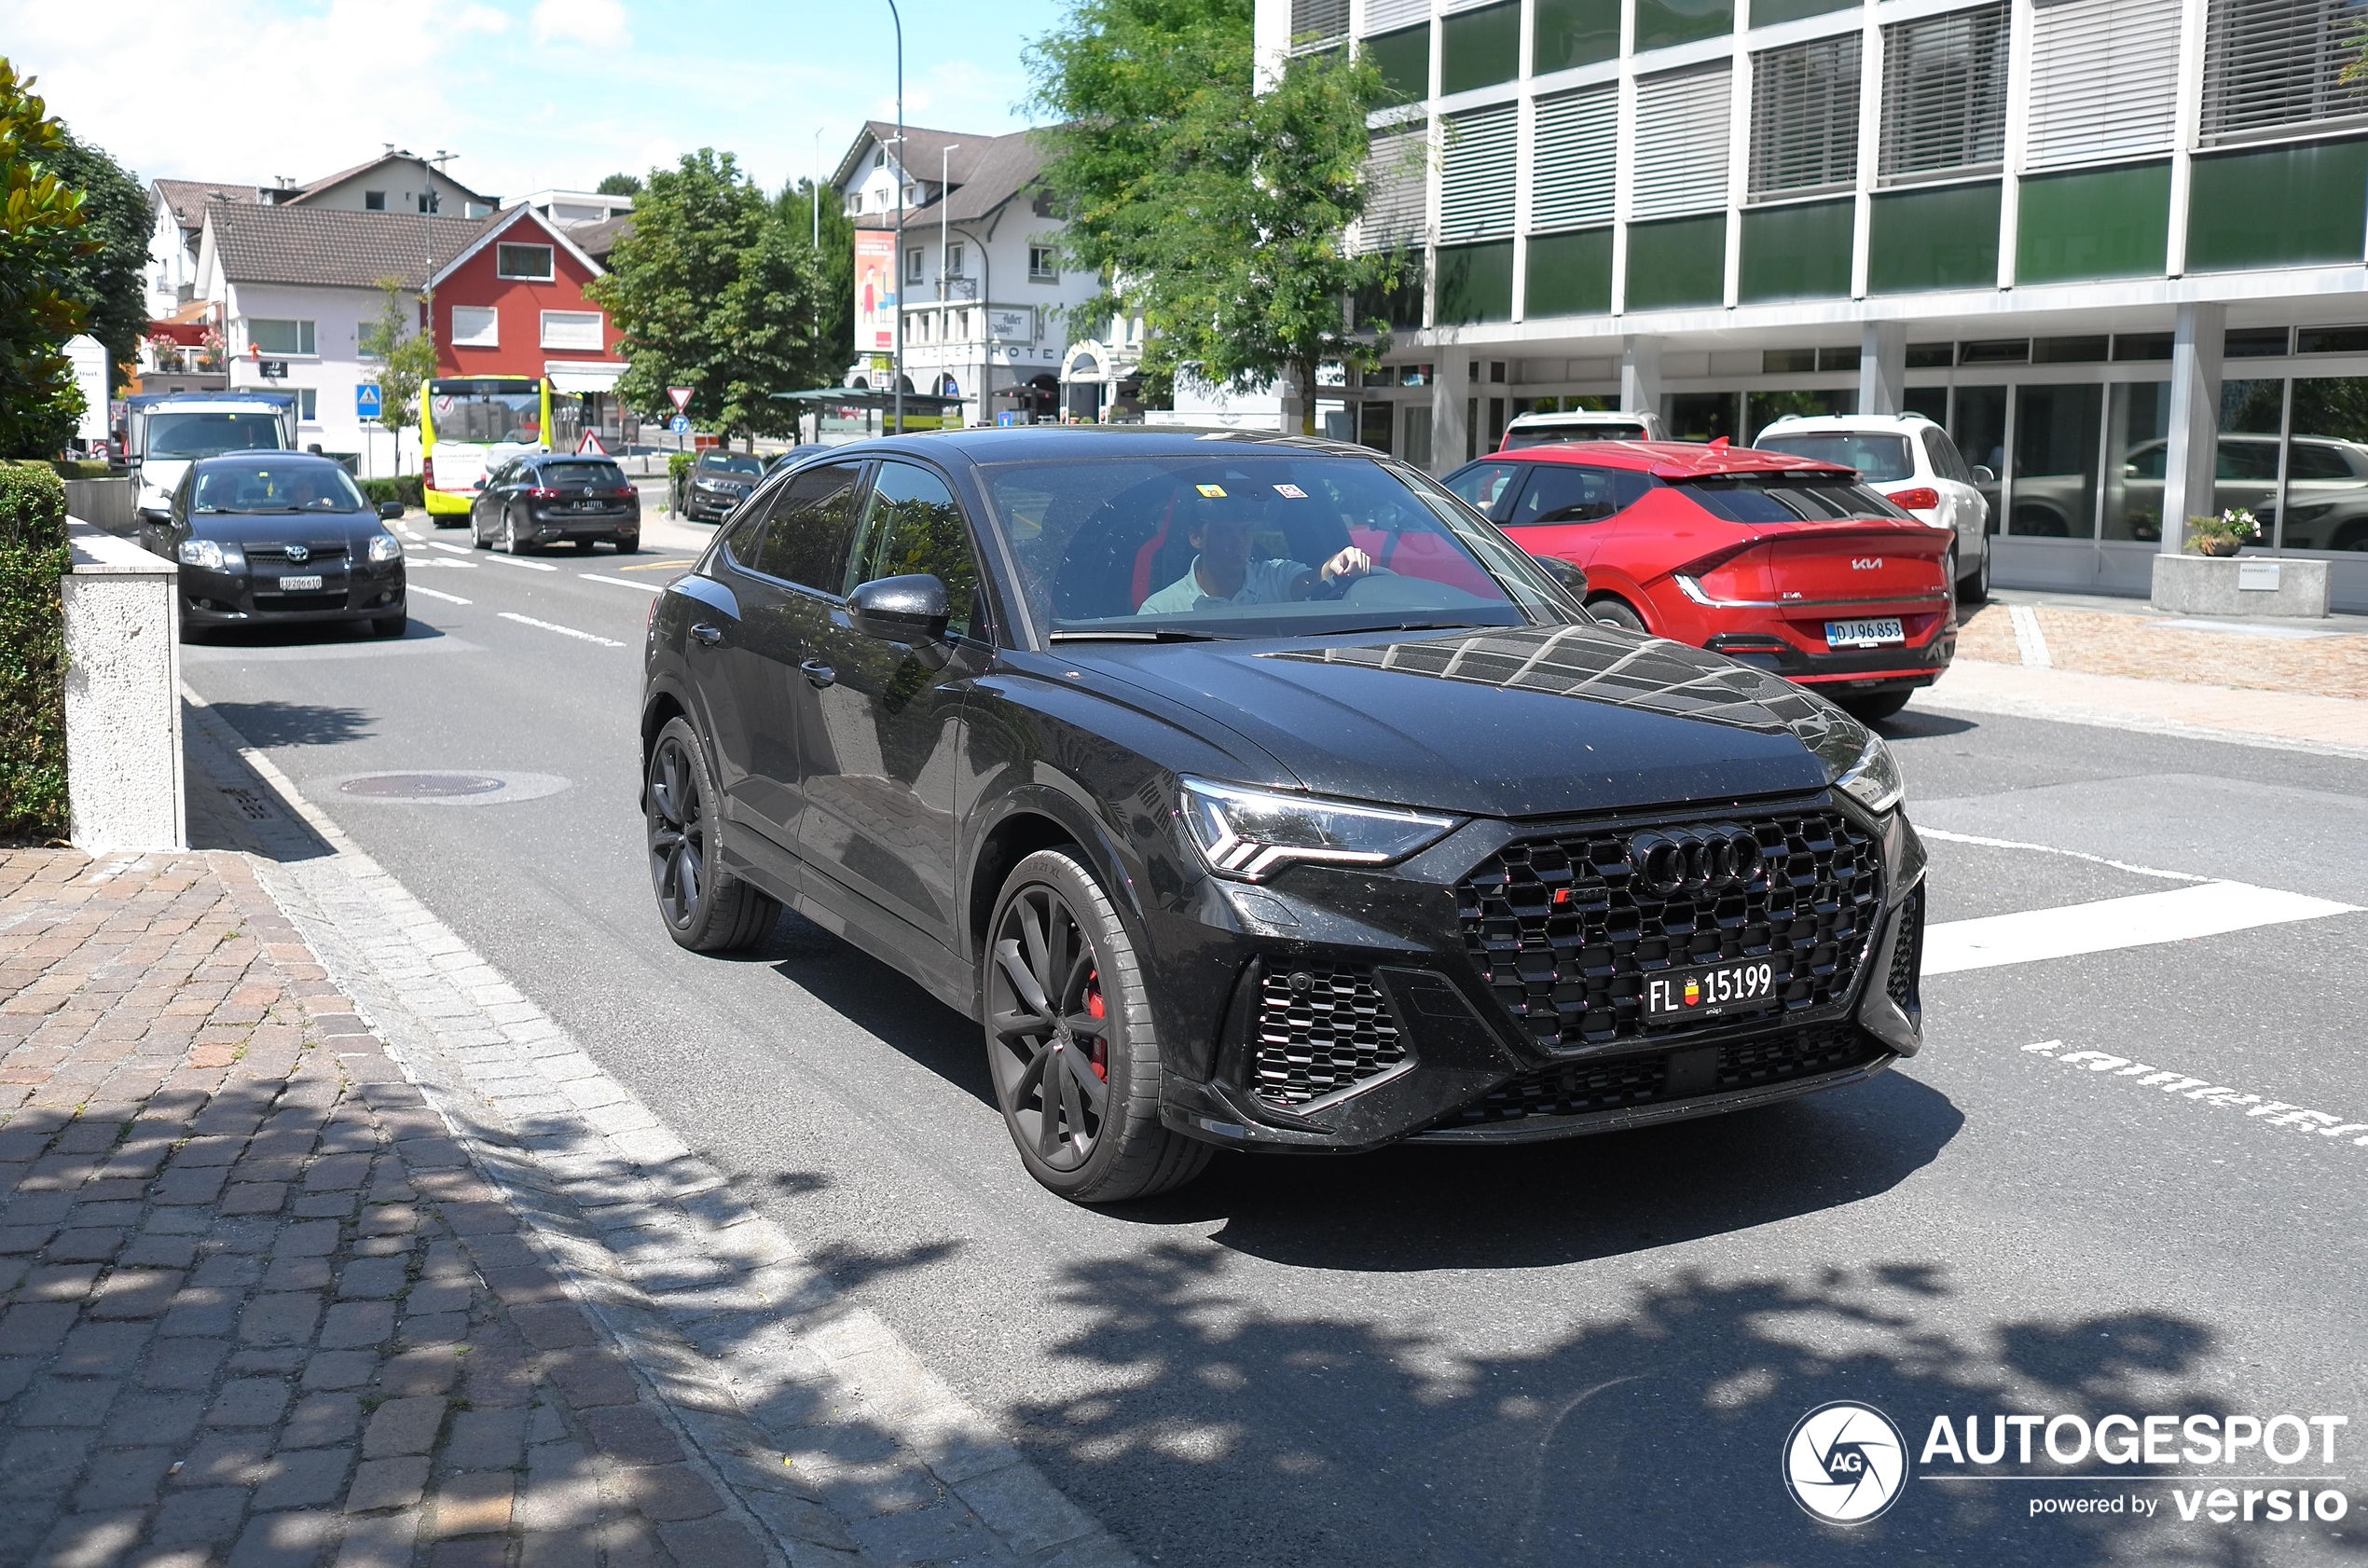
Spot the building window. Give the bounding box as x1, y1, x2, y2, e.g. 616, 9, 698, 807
1751, 34, 1862, 199
497, 243, 555, 281
297, 388, 318, 422
540, 310, 604, 350
848, 192, 863, 213
364, 190, 386, 211
417, 191, 441, 213
944, 241, 965, 275
907, 247, 925, 282
1440, 1, 1521, 94
450, 306, 500, 348
1879, 3, 2012, 185
1290, 0, 1350, 48
1532, 88, 1618, 233
1636, 0, 1733, 52
247, 319, 316, 356
1633, 63, 1735, 219
1028, 245, 1059, 282
1440, 105, 1518, 243
2201, 0, 2368, 145
874, 149, 886, 168
2027, 0, 2181, 168
1535, 0, 1620, 74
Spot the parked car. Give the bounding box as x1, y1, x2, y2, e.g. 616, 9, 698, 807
1502, 408, 1668, 450
1754, 412, 1993, 601
640, 428, 1927, 1202
2114, 433, 2368, 552
144, 454, 407, 640
469, 454, 640, 554
677, 450, 770, 523
1444, 440, 1954, 721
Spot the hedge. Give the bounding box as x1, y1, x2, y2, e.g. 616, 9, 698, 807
0, 462, 70, 844
359, 475, 423, 509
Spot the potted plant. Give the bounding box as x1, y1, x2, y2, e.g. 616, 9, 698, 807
2184, 507, 2259, 557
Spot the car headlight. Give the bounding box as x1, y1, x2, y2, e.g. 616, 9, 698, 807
176, 538, 226, 571
1832, 731, 1905, 815
367, 532, 402, 563
1178, 777, 1460, 882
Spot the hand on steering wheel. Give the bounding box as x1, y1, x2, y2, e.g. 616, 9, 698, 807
1306, 545, 1373, 599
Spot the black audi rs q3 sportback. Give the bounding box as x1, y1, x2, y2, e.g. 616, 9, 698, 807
640, 429, 1927, 1202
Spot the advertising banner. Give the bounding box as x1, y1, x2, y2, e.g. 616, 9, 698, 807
856, 229, 898, 353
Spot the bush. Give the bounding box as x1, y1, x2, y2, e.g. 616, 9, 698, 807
359, 475, 423, 509
668, 450, 695, 482
0, 462, 70, 843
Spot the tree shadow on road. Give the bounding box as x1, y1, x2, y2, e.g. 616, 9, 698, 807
207, 698, 377, 749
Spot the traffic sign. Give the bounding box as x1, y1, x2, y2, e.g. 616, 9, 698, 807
668, 415, 690, 433
667, 387, 693, 413
576, 430, 610, 455
356, 384, 383, 419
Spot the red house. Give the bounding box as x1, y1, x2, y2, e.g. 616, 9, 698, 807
430, 206, 629, 448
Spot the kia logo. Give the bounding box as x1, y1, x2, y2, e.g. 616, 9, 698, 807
1851, 557, 1882, 571
1628, 826, 1764, 897
283, 543, 310, 563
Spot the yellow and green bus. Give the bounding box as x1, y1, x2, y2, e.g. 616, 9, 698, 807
421, 376, 552, 520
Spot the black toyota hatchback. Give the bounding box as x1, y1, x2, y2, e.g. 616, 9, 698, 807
148, 454, 408, 639
640, 430, 1927, 1202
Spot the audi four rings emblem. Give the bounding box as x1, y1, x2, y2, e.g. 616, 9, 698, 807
1628, 826, 1764, 896
283, 543, 310, 563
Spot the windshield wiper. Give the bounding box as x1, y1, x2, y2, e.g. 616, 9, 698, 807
1048, 627, 1224, 642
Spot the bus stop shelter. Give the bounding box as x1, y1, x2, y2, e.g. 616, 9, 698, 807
771, 388, 968, 440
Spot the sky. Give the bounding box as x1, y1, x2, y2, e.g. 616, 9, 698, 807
2, 0, 1067, 201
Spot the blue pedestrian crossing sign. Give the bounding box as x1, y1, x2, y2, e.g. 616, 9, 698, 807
356, 383, 383, 419
668, 415, 691, 433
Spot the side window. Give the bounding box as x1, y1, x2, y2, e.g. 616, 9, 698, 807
845, 461, 986, 640
1921, 428, 1970, 486
751, 461, 865, 590
1445, 461, 1524, 520
1509, 465, 1649, 526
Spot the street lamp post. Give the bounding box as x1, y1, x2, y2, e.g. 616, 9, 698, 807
940, 144, 959, 420
887, 0, 904, 436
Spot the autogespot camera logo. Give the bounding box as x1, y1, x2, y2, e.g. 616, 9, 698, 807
1784, 1401, 1910, 1524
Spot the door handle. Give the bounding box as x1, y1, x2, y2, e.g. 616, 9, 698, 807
690, 624, 724, 647
800, 659, 836, 688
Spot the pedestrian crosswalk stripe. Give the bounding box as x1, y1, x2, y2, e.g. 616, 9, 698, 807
1925, 882, 2359, 975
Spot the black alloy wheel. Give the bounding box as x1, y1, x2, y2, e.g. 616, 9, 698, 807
644, 717, 778, 952
503, 503, 532, 556
614, 533, 639, 553
1958, 543, 1989, 605
985, 849, 1213, 1203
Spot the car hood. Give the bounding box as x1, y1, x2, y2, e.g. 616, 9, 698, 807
189, 511, 380, 547
1059, 622, 1841, 818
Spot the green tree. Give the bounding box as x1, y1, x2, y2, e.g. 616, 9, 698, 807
0, 60, 95, 456
44, 131, 147, 387
595, 172, 642, 197
775, 177, 854, 378
587, 149, 827, 443
1026, 0, 1402, 432
356, 277, 436, 473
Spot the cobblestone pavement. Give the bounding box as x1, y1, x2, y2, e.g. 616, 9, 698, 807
0, 694, 1139, 1568
1954, 600, 2368, 698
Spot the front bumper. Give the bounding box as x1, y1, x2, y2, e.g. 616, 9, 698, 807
1152, 795, 1926, 1153
681, 488, 748, 522
181, 560, 406, 625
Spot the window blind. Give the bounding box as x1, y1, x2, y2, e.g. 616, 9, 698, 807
2200, 0, 2368, 144
1363, 0, 1432, 32
1440, 105, 1519, 241
1750, 34, 1863, 199
1361, 129, 1430, 251
1878, 3, 2011, 185
1632, 63, 1735, 218
2027, 0, 2181, 166
1291, 0, 1351, 47
1532, 86, 1619, 229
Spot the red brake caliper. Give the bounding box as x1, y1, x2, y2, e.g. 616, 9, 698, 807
1084, 969, 1108, 1080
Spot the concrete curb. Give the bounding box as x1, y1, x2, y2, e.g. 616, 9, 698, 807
1912, 659, 2368, 762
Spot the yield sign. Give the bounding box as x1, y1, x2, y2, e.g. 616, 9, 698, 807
667, 387, 694, 413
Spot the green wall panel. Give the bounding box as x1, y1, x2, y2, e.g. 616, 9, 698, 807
1441, 2, 1521, 94
1437, 241, 1517, 324
1635, 0, 1732, 51
1740, 199, 1854, 302
1751, 0, 1859, 23
2186, 139, 2368, 273
1526, 228, 1614, 317
2016, 161, 2168, 283
1625, 215, 1728, 310
1868, 182, 2001, 294
1534, 0, 1620, 73
1366, 25, 1430, 104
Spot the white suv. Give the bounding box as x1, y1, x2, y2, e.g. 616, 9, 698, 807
1501, 408, 1669, 449
1754, 412, 1992, 601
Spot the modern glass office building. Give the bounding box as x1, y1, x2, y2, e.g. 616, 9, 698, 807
1254, 0, 2368, 607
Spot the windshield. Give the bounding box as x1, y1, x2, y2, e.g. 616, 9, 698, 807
542, 461, 626, 488
146, 412, 284, 460
1504, 420, 1648, 449
1674, 475, 1910, 523
430, 389, 543, 444
192, 461, 365, 514
698, 455, 764, 476
982, 454, 1572, 640
1755, 433, 1915, 483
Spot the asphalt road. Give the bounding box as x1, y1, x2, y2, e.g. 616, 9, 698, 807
181, 517, 2368, 1567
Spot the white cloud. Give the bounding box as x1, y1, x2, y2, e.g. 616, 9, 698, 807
534, 0, 628, 48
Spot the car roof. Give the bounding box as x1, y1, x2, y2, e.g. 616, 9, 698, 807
1480, 439, 1856, 481
1754, 414, 1936, 436
799, 426, 1379, 466
1506, 409, 1650, 424
188, 452, 348, 471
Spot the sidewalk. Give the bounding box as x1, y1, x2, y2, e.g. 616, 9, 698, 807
1954, 599, 2368, 700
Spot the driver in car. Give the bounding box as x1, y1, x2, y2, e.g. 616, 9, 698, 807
1137, 485, 1373, 614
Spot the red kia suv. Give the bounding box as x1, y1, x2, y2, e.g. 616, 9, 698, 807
1445, 441, 1954, 720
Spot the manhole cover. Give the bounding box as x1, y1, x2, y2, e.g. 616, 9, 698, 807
340, 774, 505, 799
324, 771, 571, 806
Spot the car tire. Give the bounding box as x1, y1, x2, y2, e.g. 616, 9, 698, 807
1838, 691, 1912, 721
503, 504, 532, 555
645, 717, 779, 953
1587, 598, 1650, 635
985, 848, 1214, 1204
614, 533, 640, 554
1958, 543, 1989, 605
370, 612, 406, 638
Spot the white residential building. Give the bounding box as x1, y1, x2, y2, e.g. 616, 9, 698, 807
507, 188, 637, 230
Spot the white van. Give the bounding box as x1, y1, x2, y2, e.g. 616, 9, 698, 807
1500, 408, 1670, 450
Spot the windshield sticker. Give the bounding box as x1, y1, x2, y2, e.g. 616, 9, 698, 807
1195, 484, 1228, 498
1273, 484, 1308, 499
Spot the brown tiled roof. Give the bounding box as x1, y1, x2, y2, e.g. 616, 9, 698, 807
207, 204, 490, 290
572, 213, 634, 262
156, 179, 266, 228
831, 121, 998, 192
847, 128, 1046, 230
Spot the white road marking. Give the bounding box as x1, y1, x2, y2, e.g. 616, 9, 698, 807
580, 572, 660, 591
479, 552, 560, 572
2020, 1039, 2368, 1148
1925, 882, 2360, 975
407, 557, 478, 570
425, 540, 472, 555
408, 585, 471, 605
2008, 603, 2052, 667
1917, 828, 2212, 884
498, 611, 623, 648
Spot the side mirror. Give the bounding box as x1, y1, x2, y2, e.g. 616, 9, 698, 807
847, 573, 950, 644
1971, 465, 1996, 486
378, 502, 405, 520
474, 475, 489, 490
1537, 557, 1589, 598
